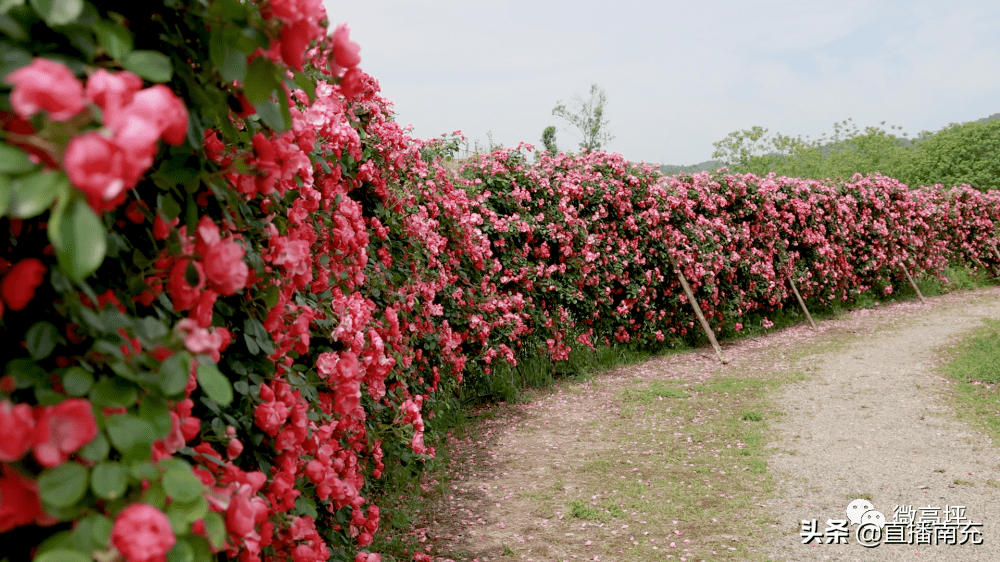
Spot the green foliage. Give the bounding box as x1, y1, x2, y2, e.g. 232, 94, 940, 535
902, 120, 1000, 191
540, 125, 558, 153
711, 116, 1000, 191
712, 119, 911, 180
552, 84, 614, 151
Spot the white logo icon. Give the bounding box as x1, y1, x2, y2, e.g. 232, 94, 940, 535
847, 498, 885, 528
846, 498, 874, 525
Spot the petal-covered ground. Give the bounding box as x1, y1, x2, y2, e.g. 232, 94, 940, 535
385, 286, 1000, 562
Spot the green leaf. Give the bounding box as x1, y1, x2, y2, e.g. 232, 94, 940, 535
93, 20, 132, 60
159, 351, 192, 396
167, 539, 194, 562
138, 316, 169, 341
209, 29, 247, 83
123, 50, 172, 83
89, 377, 138, 409
0, 0, 26, 15
38, 462, 89, 508
56, 197, 107, 281
25, 321, 59, 360
62, 367, 94, 396
34, 550, 91, 562
264, 284, 279, 308
243, 56, 277, 104
0, 144, 35, 175
129, 461, 158, 481
90, 461, 127, 499
165, 494, 208, 525
202, 511, 227, 550
160, 193, 181, 220
8, 169, 65, 218
0, 175, 9, 215
292, 70, 317, 102
29, 0, 82, 26
105, 414, 157, 455
162, 467, 202, 503
77, 431, 109, 461
196, 364, 232, 406
253, 99, 287, 132
90, 514, 113, 548
138, 396, 172, 438
70, 513, 112, 552
142, 481, 166, 509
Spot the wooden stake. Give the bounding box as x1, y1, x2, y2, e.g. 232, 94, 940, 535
901, 264, 926, 304
789, 277, 817, 331
671, 258, 727, 364
989, 242, 1000, 275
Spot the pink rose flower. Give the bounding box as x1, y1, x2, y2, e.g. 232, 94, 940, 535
32, 398, 98, 467
6, 58, 85, 121
111, 503, 176, 562
85, 68, 143, 126
0, 400, 35, 462
204, 238, 249, 296
64, 132, 128, 201
280, 19, 313, 70
331, 24, 361, 74
117, 85, 189, 146
340, 67, 364, 100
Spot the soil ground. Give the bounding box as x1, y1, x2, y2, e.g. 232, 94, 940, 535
397, 287, 1000, 562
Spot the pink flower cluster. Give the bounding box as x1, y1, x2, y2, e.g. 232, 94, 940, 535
6, 59, 188, 212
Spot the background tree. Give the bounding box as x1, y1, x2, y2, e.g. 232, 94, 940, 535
552, 84, 614, 151
541, 125, 559, 153
900, 120, 1000, 191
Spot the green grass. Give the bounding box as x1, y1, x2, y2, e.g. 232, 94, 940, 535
940, 318, 1000, 441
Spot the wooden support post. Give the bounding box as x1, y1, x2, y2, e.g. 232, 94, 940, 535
671, 258, 727, 364
989, 242, 1000, 275
789, 277, 817, 331
901, 264, 926, 304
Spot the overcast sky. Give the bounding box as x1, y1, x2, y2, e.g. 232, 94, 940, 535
321, 0, 1000, 166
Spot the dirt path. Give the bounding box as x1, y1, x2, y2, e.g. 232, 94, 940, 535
762, 289, 1000, 561
402, 287, 1000, 562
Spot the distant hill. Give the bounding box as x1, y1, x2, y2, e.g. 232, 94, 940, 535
976, 112, 1000, 124
659, 159, 723, 175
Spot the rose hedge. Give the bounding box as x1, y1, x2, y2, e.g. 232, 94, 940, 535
3, 2, 1000, 562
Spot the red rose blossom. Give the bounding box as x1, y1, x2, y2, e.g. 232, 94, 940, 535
85, 68, 143, 126
0, 466, 46, 533
64, 132, 129, 202
204, 238, 249, 296
166, 259, 205, 311
331, 24, 361, 74
0, 258, 46, 311
6, 58, 85, 121
0, 400, 34, 462
32, 398, 98, 467
118, 85, 189, 146
111, 503, 176, 562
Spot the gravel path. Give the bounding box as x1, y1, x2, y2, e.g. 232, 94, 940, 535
762, 287, 1000, 561
409, 287, 1000, 562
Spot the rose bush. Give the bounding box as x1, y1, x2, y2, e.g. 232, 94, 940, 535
2, 2, 1000, 562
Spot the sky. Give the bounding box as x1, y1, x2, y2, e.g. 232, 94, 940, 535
321, 0, 1000, 166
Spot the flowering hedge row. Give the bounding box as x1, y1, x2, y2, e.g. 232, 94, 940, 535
455, 147, 1000, 356
3, 2, 1000, 562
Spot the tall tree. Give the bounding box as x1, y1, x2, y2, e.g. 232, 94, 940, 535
552, 84, 614, 151
541, 125, 559, 153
